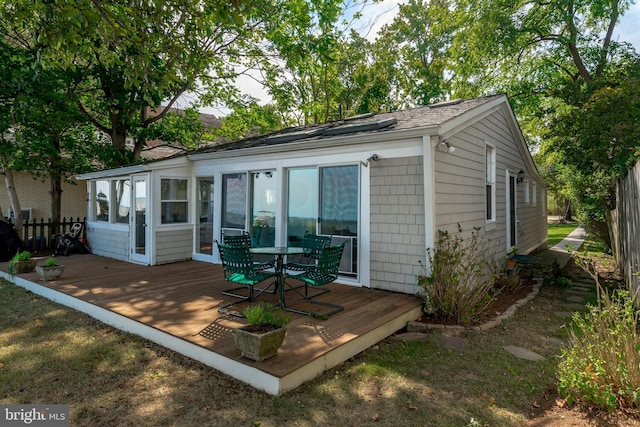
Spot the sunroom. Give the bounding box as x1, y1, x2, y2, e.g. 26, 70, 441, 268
78, 132, 391, 288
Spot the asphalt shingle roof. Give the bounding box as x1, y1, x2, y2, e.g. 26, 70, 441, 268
191, 94, 504, 155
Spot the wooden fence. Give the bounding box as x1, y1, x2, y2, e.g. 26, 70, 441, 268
608, 161, 640, 297
7, 217, 87, 252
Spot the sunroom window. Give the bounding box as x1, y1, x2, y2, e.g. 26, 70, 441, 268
160, 178, 188, 224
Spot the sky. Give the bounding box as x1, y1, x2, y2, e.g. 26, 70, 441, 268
192, 0, 640, 116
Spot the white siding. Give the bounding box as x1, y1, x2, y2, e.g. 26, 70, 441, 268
156, 228, 192, 264
370, 156, 426, 294
86, 226, 129, 261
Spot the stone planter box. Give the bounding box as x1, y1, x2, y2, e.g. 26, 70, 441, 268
36, 265, 65, 281
232, 326, 287, 362
12, 259, 37, 274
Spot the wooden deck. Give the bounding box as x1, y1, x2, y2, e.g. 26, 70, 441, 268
1, 254, 423, 395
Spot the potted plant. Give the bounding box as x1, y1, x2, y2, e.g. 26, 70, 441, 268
232, 302, 291, 361
8, 251, 37, 275
35, 256, 65, 281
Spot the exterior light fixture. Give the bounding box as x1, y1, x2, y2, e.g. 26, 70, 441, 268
362, 153, 380, 167
437, 138, 455, 153
517, 169, 525, 184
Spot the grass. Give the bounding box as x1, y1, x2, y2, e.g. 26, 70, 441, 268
547, 222, 579, 247
1, 278, 573, 426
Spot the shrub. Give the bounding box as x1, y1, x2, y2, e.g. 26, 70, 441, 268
8, 251, 32, 275
557, 253, 640, 411
417, 225, 498, 325
44, 257, 59, 267
558, 287, 640, 411
242, 302, 291, 329
12, 250, 31, 262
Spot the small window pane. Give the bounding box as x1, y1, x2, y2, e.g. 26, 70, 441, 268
222, 173, 247, 230
161, 178, 188, 224
116, 179, 131, 224
95, 180, 110, 222
161, 178, 188, 200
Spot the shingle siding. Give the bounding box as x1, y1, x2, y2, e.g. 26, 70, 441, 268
86, 227, 129, 261
370, 156, 425, 294
156, 229, 192, 264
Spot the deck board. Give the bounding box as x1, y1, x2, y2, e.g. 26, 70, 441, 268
1, 253, 422, 391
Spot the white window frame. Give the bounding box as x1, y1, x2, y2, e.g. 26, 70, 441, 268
160, 178, 189, 224
524, 180, 530, 204
532, 182, 537, 206
485, 142, 496, 223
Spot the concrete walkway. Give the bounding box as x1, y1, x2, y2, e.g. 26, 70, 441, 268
513, 225, 586, 279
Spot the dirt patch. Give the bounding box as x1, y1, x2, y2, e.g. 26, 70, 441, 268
526, 383, 640, 427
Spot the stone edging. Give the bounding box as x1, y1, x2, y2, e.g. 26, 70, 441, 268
406, 278, 544, 333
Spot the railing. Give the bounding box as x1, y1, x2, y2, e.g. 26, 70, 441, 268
7, 217, 87, 252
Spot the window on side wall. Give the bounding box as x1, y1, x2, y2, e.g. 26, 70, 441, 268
95, 180, 110, 222
485, 143, 496, 222
92, 179, 131, 223
161, 178, 188, 224
524, 180, 530, 204
532, 182, 537, 206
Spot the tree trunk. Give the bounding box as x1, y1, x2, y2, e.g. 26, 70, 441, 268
49, 172, 63, 236
0, 155, 23, 240
563, 199, 572, 221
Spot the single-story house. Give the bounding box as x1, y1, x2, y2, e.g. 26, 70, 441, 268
76, 94, 547, 294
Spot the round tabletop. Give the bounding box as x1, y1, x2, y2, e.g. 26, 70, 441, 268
249, 247, 306, 255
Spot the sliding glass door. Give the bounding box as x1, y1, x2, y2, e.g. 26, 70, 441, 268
287, 165, 359, 277
320, 165, 359, 276
287, 168, 319, 245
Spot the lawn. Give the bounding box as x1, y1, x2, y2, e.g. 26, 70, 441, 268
547, 222, 579, 247
0, 277, 568, 426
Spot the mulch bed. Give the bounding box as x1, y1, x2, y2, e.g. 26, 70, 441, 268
416, 276, 535, 327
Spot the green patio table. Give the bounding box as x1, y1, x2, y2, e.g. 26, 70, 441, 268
249, 247, 305, 307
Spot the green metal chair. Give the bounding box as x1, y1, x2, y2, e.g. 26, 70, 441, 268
216, 241, 277, 317
282, 243, 345, 318
285, 233, 332, 272
223, 233, 274, 271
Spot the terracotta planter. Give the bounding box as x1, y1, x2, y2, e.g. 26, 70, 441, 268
506, 258, 517, 270
36, 265, 65, 281
233, 326, 287, 361
11, 259, 37, 274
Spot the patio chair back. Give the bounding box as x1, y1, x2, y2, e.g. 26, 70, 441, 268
215, 241, 276, 316
223, 233, 252, 247
285, 233, 331, 272
302, 233, 331, 260
217, 242, 275, 284
282, 243, 346, 318
312, 243, 345, 285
